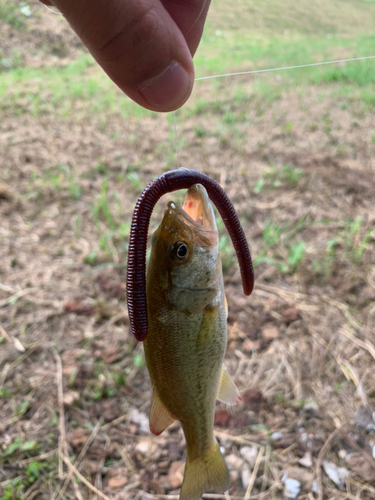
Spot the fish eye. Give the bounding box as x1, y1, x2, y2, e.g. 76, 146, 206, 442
172, 241, 189, 260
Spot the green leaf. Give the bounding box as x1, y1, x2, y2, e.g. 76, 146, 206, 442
253, 178, 265, 194
26, 461, 41, 480
4, 437, 22, 456
0, 387, 10, 397
22, 440, 38, 451
132, 353, 145, 369
287, 241, 305, 270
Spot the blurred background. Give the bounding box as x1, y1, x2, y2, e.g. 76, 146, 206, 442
1, 0, 375, 499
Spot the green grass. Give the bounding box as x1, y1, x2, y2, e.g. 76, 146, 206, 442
1, 434, 55, 500
89, 178, 131, 261
331, 216, 373, 265
0, 55, 153, 119
194, 34, 375, 87
2, 1, 375, 120
41, 163, 82, 200
252, 215, 309, 274
205, 0, 375, 37
254, 165, 304, 194
254, 212, 373, 279
0, 1, 30, 29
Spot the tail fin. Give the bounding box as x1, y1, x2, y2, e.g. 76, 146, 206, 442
180, 440, 230, 500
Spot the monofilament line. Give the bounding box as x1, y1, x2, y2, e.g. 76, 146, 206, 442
42, 3, 375, 83
194, 55, 375, 81
43, 4, 63, 15
172, 112, 180, 169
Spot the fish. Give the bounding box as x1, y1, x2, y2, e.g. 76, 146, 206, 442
144, 184, 241, 500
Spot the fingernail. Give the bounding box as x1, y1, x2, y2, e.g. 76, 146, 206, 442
138, 61, 193, 112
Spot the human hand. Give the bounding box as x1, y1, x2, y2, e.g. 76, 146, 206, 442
39, 0, 211, 112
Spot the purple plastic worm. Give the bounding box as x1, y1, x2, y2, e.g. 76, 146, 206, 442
126, 169, 254, 341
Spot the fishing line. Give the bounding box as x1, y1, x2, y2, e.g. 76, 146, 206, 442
178, 55, 375, 162
172, 112, 180, 169
43, 4, 63, 15
41, 3, 375, 82
42, 3, 375, 165
194, 55, 375, 81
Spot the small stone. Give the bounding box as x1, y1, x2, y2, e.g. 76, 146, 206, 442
241, 464, 251, 489
128, 408, 149, 433
285, 467, 314, 491
312, 480, 318, 494
229, 469, 239, 484
271, 431, 283, 441
63, 390, 79, 406
282, 474, 301, 500
0, 183, 15, 201
299, 452, 312, 468
214, 409, 232, 427
282, 308, 300, 324
226, 454, 243, 470
300, 401, 319, 419
242, 390, 263, 411
108, 476, 128, 489
300, 432, 308, 442
168, 461, 185, 489
354, 405, 375, 432
135, 440, 150, 455
240, 446, 258, 468
323, 461, 350, 490
261, 327, 279, 342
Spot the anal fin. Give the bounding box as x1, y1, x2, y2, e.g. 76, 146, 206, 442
149, 390, 176, 436
217, 364, 241, 405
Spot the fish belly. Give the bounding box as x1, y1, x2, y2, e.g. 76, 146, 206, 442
144, 299, 227, 456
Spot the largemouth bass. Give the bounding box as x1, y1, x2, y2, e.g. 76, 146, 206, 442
144, 184, 241, 500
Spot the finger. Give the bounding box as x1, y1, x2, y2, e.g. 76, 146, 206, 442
162, 0, 211, 56
52, 0, 200, 112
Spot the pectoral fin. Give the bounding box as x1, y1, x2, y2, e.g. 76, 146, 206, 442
217, 364, 241, 405
149, 391, 176, 436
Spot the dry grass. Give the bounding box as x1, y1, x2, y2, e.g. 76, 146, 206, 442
1, 1, 375, 500
208, 0, 375, 35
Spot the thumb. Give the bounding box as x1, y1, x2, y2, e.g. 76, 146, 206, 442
50, 0, 198, 112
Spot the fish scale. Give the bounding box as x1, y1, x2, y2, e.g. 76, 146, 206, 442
144, 184, 241, 500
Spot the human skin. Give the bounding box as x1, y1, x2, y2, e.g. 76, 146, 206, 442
39, 0, 211, 112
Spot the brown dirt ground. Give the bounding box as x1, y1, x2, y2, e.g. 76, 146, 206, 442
1, 2, 375, 500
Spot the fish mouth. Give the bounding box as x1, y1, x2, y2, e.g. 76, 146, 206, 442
181, 184, 216, 230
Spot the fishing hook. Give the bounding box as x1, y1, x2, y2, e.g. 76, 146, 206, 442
126, 169, 254, 341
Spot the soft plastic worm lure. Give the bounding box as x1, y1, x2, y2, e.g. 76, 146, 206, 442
126, 169, 254, 341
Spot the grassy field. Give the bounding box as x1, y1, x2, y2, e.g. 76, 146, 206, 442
1, 1, 375, 499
